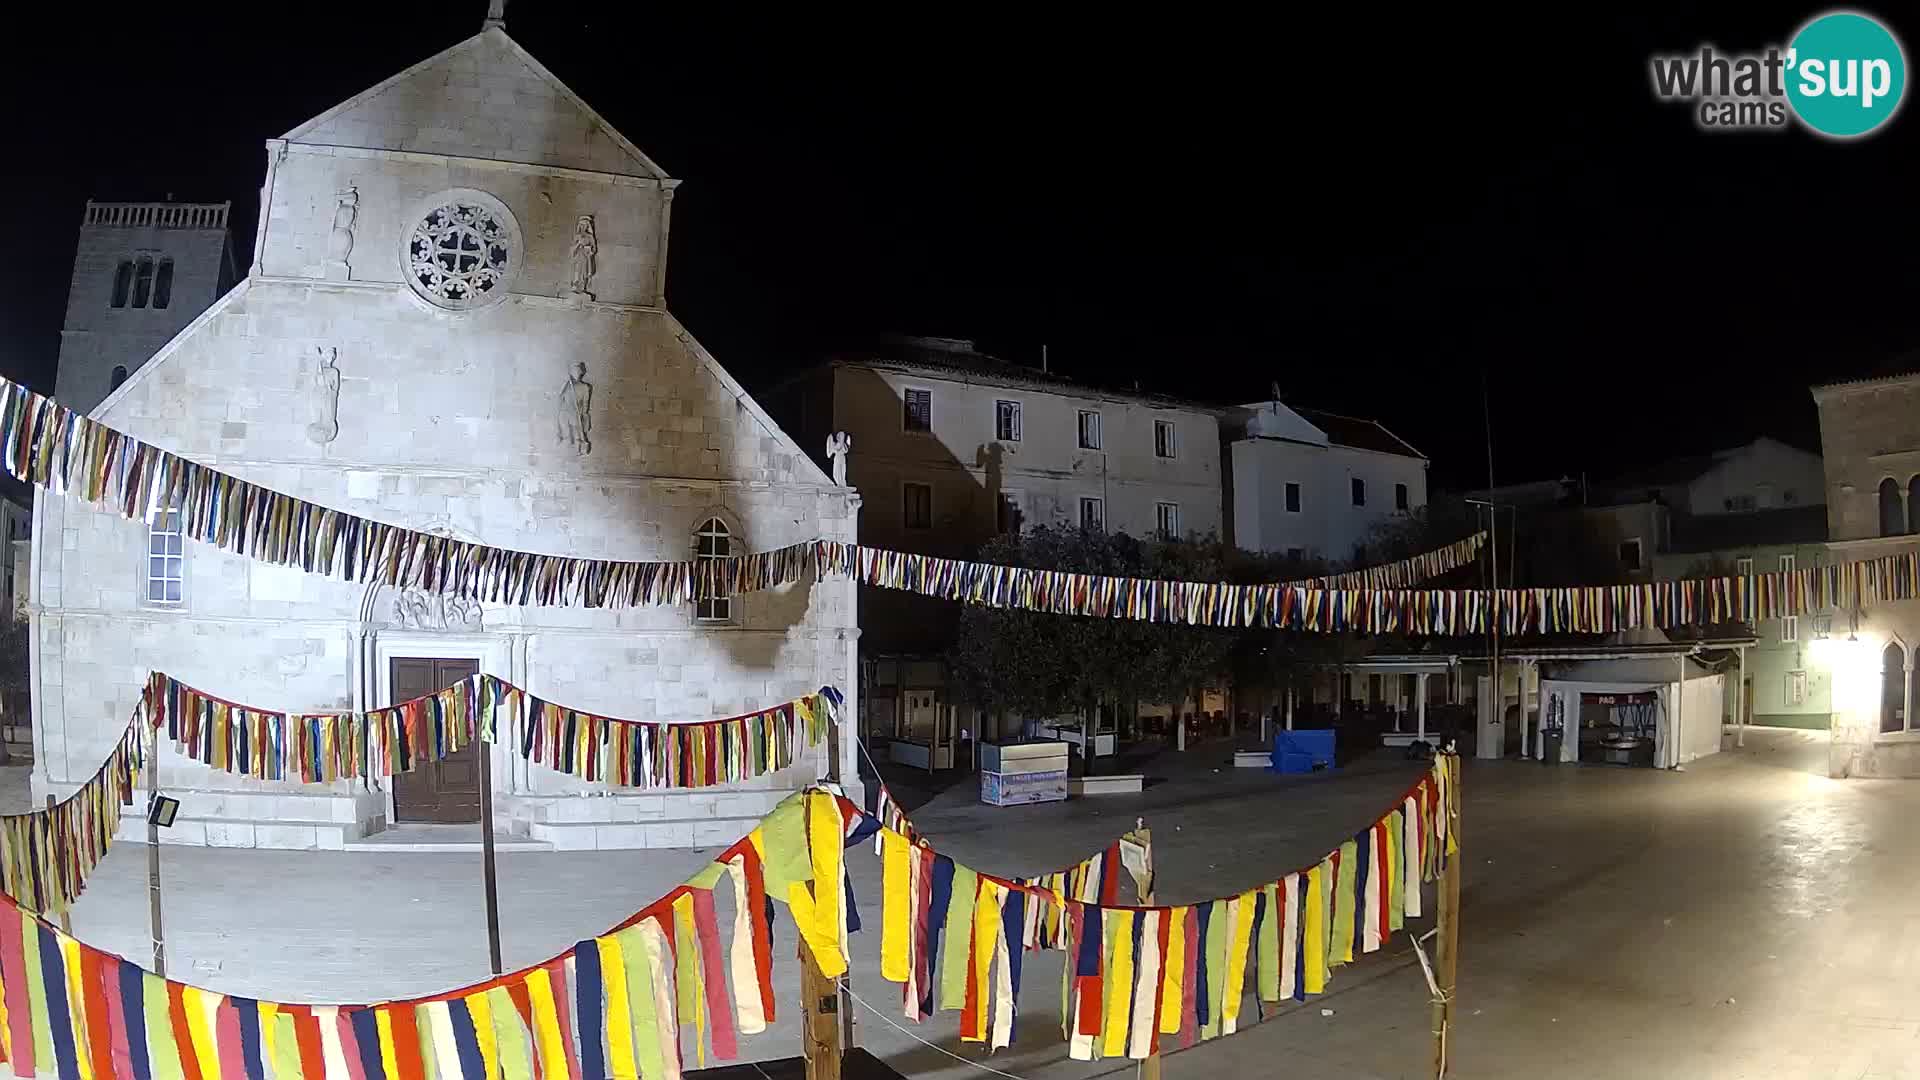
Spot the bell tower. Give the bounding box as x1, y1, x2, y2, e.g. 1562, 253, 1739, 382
53, 199, 237, 414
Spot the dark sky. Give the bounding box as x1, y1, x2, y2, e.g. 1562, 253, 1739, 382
2, 2, 1912, 489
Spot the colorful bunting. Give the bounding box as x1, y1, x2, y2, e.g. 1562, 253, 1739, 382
849, 754, 1459, 1061
0, 795, 810, 1080
0, 717, 143, 916
143, 672, 829, 792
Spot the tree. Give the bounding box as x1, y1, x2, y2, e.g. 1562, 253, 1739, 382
947, 527, 1236, 725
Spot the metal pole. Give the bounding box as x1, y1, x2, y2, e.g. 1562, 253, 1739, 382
146, 717, 165, 974
479, 746, 503, 975
1431, 755, 1463, 1079
46, 794, 71, 936
825, 689, 855, 1050
1737, 645, 1748, 748
1673, 654, 1686, 770
1489, 507, 1502, 759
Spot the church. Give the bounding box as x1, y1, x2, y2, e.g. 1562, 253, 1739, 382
29, 14, 859, 849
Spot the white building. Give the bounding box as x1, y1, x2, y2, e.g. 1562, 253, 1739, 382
28, 18, 858, 848
1811, 369, 1920, 778
1224, 394, 1428, 561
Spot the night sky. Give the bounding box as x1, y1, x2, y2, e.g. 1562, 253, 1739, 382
2, 2, 1912, 489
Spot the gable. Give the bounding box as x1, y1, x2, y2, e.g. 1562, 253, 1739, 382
1241, 401, 1329, 446
282, 29, 669, 180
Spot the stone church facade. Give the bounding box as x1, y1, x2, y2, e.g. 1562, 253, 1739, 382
29, 24, 859, 849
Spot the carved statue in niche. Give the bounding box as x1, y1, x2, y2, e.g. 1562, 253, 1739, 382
306, 347, 341, 445
826, 431, 852, 486
558, 361, 593, 455
565, 215, 597, 300
325, 185, 358, 281
391, 587, 482, 631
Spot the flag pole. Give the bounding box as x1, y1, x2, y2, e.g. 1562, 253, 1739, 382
480, 743, 504, 975
146, 714, 166, 975
1430, 754, 1462, 1078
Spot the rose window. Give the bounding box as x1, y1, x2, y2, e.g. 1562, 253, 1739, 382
404, 199, 515, 310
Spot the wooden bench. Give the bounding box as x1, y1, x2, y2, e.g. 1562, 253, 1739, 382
1070, 774, 1144, 796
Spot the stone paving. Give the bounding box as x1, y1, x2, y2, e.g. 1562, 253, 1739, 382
34, 729, 1920, 1079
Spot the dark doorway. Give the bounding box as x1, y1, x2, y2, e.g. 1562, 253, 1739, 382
390, 656, 482, 823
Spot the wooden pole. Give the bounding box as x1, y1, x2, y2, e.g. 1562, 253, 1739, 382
145, 718, 165, 975
45, 794, 71, 936
479, 746, 503, 975
799, 937, 843, 1080
1431, 755, 1463, 1079
799, 784, 844, 1080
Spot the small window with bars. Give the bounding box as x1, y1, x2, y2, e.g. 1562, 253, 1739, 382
1155, 501, 1180, 538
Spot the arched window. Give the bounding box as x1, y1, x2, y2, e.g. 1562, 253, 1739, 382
1882, 642, 1909, 734
109, 366, 129, 392
1879, 478, 1905, 537
131, 256, 155, 308
110, 261, 132, 308
152, 258, 174, 309
1910, 475, 1920, 535
693, 517, 733, 623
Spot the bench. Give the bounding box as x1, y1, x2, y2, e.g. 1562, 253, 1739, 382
1070, 774, 1144, 796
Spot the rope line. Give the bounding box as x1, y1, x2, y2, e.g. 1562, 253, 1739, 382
843, 984, 1038, 1080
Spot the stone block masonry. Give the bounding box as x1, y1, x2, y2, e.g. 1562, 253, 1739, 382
30, 27, 860, 846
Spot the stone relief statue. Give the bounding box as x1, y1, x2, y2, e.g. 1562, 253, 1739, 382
391, 587, 482, 631
826, 431, 852, 486
325, 185, 358, 281
306, 347, 341, 445
558, 361, 593, 455
565, 215, 597, 300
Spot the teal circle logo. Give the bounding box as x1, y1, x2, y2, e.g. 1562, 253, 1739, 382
1786, 11, 1907, 137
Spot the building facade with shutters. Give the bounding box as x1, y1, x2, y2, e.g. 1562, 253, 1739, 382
28, 22, 858, 848
769, 336, 1223, 754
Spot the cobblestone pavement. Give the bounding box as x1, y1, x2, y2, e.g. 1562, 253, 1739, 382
35, 729, 1918, 1079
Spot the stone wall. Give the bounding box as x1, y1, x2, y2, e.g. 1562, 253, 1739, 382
55, 206, 232, 415
1813, 375, 1920, 542
32, 281, 857, 847
1814, 374, 1920, 776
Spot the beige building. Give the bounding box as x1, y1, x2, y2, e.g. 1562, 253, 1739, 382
778, 337, 1223, 560
1811, 369, 1920, 777
770, 336, 1223, 756
29, 19, 858, 848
